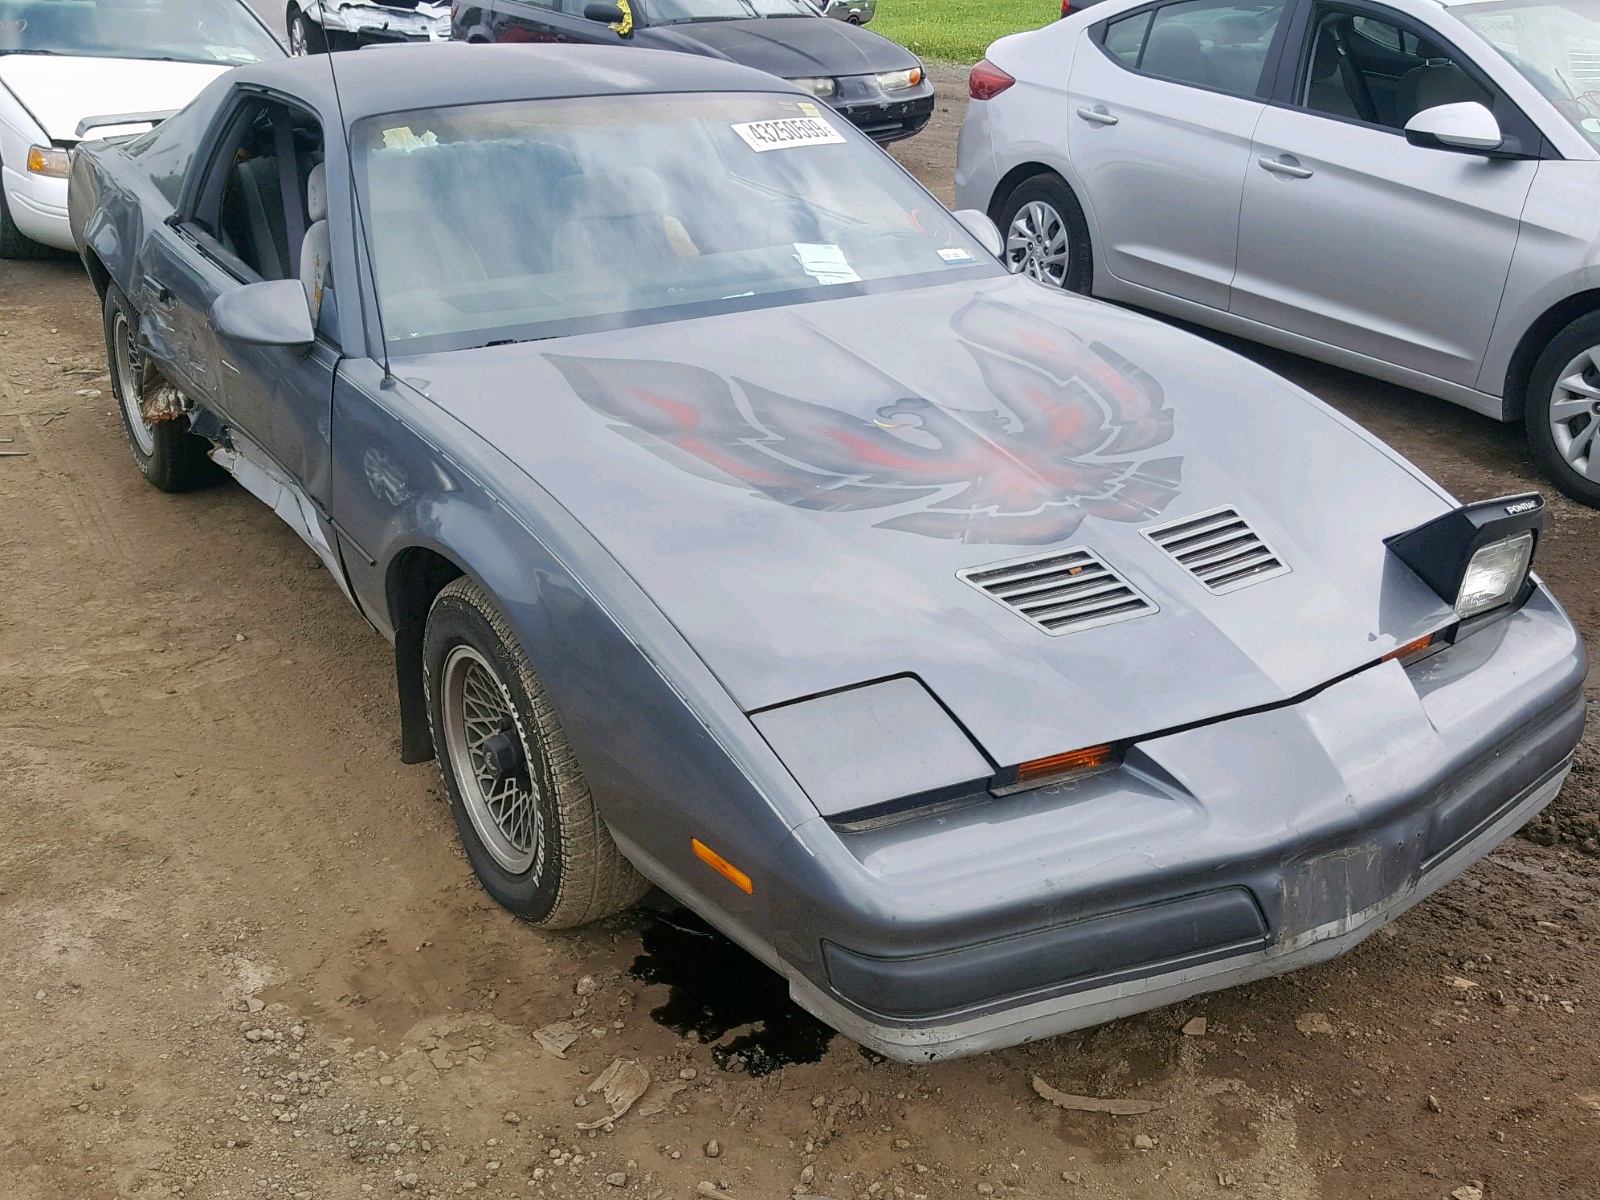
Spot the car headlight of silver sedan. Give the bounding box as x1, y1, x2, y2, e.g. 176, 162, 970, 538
1387, 493, 1544, 624
788, 77, 837, 98
876, 66, 924, 91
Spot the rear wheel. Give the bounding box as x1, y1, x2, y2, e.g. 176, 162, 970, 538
996, 173, 1092, 295
1525, 312, 1600, 508
424, 577, 649, 927
287, 8, 327, 54
103, 283, 215, 492
1, 176, 53, 260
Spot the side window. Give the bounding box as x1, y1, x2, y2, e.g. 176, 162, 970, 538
1104, 11, 1151, 65
196, 102, 326, 286
1298, 6, 1493, 130
1100, 0, 1287, 98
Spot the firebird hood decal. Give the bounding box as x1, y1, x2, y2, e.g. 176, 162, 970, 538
548, 297, 1182, 547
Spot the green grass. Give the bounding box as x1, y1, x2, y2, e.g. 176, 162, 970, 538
871, 0, 1059, 64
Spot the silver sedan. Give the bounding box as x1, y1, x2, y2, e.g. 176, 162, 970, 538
956, 0, 1600, 507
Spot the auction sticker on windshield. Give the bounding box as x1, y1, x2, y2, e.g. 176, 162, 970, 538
732, 117, 846, 152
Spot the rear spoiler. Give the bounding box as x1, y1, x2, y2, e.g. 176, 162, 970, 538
74, 109, 177, 139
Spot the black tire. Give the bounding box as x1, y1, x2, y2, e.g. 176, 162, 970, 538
1, 176, 54, 260
287, 8, 328, 54
424, 577, 649, 927
103, 283, 217, 493
1525, 311, 1600, 508
995, 172, 1093, 295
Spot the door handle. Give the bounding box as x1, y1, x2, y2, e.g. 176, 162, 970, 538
140, 275, 173, 305
1076, 106, 1119, 126
1258, 155, 1313, 179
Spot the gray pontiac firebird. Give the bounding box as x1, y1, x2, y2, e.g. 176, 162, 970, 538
70, 43, 1586, 1060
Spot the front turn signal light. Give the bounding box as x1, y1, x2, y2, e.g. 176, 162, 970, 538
27, 145, 71, 178
993, 744, 1116, 795
1381, 633, 1435, 664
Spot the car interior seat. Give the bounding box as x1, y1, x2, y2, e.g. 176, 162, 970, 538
1140, 22, 1218, 89
550, 167, 700, 272
1206, 13, 1272, 95
1305, 27, 1362, 119
1395, 62, 1493, 124
230, 154, 289, 281
300, 161, 330, 324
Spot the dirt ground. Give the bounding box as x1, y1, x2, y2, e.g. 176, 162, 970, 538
3, 68, 1599, 1200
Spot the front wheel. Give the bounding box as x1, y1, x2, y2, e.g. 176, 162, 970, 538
424, 577, 649, 927
996, 173, 1092, 295
287, 8, 327, 54
103, 283, 216, 492
1525, 312, 1600, 508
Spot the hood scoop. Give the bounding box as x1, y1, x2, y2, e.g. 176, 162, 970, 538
958, 548, 1157, 636
1142, 506, 1289, 594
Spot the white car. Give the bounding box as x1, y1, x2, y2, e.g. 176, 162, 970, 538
956, 0, 1600, 507
1, 0, 284, 257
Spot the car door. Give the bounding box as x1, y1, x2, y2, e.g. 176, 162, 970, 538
168, 94, 340, 509
1230, 1, 1543, 387
1069, 0, 1293, 309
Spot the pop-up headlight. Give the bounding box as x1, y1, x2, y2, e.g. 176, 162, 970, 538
1454, 530, 1535, 618
1386, 493, 1544, 625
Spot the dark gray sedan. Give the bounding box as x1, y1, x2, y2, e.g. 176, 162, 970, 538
70, 44, 1585, 1060
451, 0, 933, 144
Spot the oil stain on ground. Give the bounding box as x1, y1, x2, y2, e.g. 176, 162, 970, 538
628, 906, 835, 1075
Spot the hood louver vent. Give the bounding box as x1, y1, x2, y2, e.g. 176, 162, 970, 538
959, 548, 1157, 636
1142, 506, 1289, 593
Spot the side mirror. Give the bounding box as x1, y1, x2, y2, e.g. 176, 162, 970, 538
1404, 101, 1503, 153
952, 208, 1003, 259
583, 2, 625, 22
211, 279, 315, 347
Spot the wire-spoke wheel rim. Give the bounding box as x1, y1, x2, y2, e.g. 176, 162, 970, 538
1005, 200, 1069, 288
1550, 347, 1600, 482
111, 309, 156, 457
440, 644, 541, 875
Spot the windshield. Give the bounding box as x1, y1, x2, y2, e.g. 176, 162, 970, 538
0, 0, 280, 64
352, 94, 999, 355
1458, 0, 1600, 147
636, 0, 818, 23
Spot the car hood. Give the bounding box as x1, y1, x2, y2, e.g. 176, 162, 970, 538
636, 15, 915, 75
408, 277, 1458, 767
0, 55, 231, 142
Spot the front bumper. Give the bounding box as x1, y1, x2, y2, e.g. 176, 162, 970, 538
318, 3, 450, 41
769, 584, 1588, 1060
829, 76, 934, 145
2, 164, 73, 250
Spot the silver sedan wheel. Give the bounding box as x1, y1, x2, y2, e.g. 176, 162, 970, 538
111, 308, 156, 457
439, 644, 540, 875
1550, 348, 1600, 481
1005, 200, 1069, 288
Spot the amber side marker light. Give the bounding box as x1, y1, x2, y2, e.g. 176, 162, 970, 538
692, 838, 753, 894
989, 744, 1119, 796
1381, 633, 1434, 664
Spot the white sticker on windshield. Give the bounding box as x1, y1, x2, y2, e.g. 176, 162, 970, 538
732, 117, 846, 153
938, 247, 975, 264
794, 243, 860, 285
